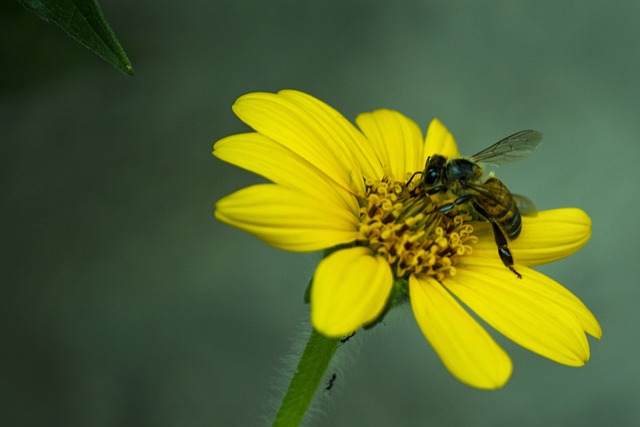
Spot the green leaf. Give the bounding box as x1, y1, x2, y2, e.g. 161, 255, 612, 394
18, 0, 133, 75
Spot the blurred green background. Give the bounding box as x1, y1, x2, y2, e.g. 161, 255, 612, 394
2, 1, 637, 425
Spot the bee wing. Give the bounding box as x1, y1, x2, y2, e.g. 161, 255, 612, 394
513, 194, 538, 216
466, 183, 537, 215
469, 130, 543, 167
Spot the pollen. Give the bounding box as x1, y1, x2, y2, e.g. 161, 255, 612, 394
357, 177, 477, 281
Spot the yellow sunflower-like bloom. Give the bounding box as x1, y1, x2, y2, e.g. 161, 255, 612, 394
214, 90, 601, 390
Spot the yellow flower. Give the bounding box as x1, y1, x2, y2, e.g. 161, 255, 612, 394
214, 90, 601, 390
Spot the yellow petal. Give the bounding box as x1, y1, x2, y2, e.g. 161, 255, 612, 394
213, 132, 359, 216
458, 257, 601, 339
311, 247, 393, 337
409, 275, 512, 389
422, 118, 460, 162
355, 109, 424, 180
472, 208, 591, 266
443, 262, 592, 366
232, 91, 374, 195
278, 90, 385, 181
215, 184, 358, 252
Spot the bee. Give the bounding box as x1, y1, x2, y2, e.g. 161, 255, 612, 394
414, 129, 543, 278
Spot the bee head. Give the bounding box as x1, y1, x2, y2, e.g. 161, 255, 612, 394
422, 155, 447, 186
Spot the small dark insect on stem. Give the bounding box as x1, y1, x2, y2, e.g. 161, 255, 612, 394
325, 373, 337, 391
340, 331, 356, 344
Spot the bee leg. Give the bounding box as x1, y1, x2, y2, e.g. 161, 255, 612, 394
438, 194, 473, 213
427, 185, 446, 196
473, 204, 522, 279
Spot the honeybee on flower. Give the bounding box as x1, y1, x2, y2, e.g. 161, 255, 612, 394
214, 90, 601, 389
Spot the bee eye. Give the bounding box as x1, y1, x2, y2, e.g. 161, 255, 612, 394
424, 169, 439, 185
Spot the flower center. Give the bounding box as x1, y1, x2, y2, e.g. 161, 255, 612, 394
356, 176, 477, 281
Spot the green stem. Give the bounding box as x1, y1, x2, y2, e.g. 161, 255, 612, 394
273, 328, 340, 426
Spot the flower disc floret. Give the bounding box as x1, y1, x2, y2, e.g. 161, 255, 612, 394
357, 177, 477, 280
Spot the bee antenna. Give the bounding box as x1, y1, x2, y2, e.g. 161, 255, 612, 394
407, 170, 423, 187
